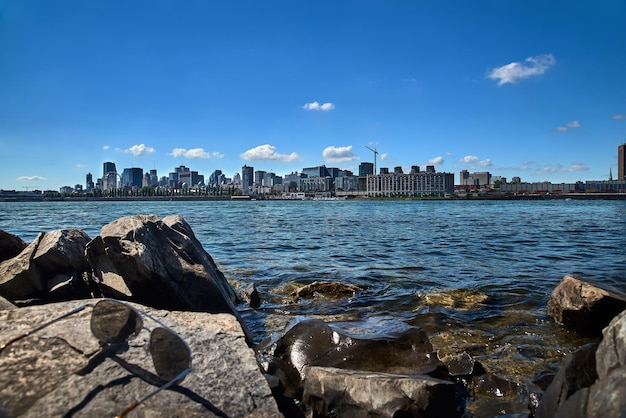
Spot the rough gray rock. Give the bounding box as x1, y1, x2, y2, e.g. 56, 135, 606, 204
85, 215, 240, 314
303, 366, 457, 418
539, 309, 626, 418
0, 230, 26, 263
548, 274, 626, 336
0, 300, 281, 417
534, 343, 598, 418
0, 229, 92, 303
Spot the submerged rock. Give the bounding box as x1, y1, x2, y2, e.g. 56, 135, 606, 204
290, 281, 363, 299
548, 274, 626, 336
0, 300, 280, 417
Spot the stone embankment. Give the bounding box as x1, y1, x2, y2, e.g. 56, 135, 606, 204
1, 216, 626, 417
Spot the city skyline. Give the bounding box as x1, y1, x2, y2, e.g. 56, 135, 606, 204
1, 1, 625, 191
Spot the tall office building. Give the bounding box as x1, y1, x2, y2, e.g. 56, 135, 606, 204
242, 165, 254, 194
102, 162, 117, 190
359, 162, 374, 177
86, 173, 94, 190
122, 168, 143, 188
618, 143, 626, 180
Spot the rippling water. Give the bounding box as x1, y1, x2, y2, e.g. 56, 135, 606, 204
2, 199, 626, 382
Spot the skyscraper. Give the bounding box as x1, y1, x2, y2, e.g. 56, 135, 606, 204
242, 165, 253, 194
618, 143, 626, 180
102, 162, 117, 190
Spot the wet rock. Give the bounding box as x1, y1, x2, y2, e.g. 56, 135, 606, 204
444, 351, 486, 378
540, 310, 626, 417
0, 230, 92, 303
548, 274, 626, 336
0, 300, 280, 417
256, 317, 445, 401
291, 281, 363, 299
303, 366, 458, 418
468, 373, 534, 417
0, 230, 26, 262
535, 343, 599, 418
241, 282, 261, 308
85, 215, 241, 316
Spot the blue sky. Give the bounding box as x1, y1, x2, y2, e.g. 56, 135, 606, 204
1, 0, 625, 190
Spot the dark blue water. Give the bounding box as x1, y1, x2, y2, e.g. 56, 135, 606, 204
2, 199, 625, 381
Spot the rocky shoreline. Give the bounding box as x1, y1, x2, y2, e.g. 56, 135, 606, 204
1, 215, 626, 417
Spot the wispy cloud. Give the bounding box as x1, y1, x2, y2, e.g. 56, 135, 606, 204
103, 145, 110, 150
76, 164, 87, 168
539, 162, 589, 173
487, 54, 556, 86
301, 101, 335, 111
17, 176, 46, 181
428, 156, 444, 165
125, 144, 155, 156
380, 153, 389, 161
322, 145, 359, 163
612, 114, 626, 120
169, 148, 213, 159
240, 144, 300, 162
557, 121, 581, 132
479, 159, 493, 167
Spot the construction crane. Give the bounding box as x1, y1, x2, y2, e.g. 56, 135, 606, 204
365, 145, 378, 175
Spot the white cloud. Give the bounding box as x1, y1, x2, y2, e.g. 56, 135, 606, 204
557, 120, 581, 132
301, 101, 335, 111
487, 54, 556, 86
240, 144, 300, 162
479, 159, 493, 167
103, 145, 110, 150
17, 176, 46, 181
169, 148, 212, 159
380, 153, 389, 161
76, 164, 87, 168
612, 114, 626, 120
428, 156, 444, 165
460, 155, 479, 164
322, 145, 359, 163
126, 144, 155, 156
212, 152, 224, 158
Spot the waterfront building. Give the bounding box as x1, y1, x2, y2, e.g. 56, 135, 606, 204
394, 166, 404, 174
359, 162, 374, 177
459, 170, 492, 187
380, 167, 389, 175
102, 162, 118, 190
366, 169, 455, 197
242, 165, 253, 194
208, 170, 223, 186
299, 176, 333, 192
121, 168, 143, 189
618, 143, 626, 180
410, 166, 420, 174
499, 180, 626, 194
85, 173, 94, 191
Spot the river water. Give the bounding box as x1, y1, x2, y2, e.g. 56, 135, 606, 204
2, 199, 626, 383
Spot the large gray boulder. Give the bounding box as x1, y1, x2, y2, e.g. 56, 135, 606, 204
548, 274, 626, 336
0, 300, 281, 417
0, 230, 92, 303
85, 215, 239, 315
0, 230, 26, 262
